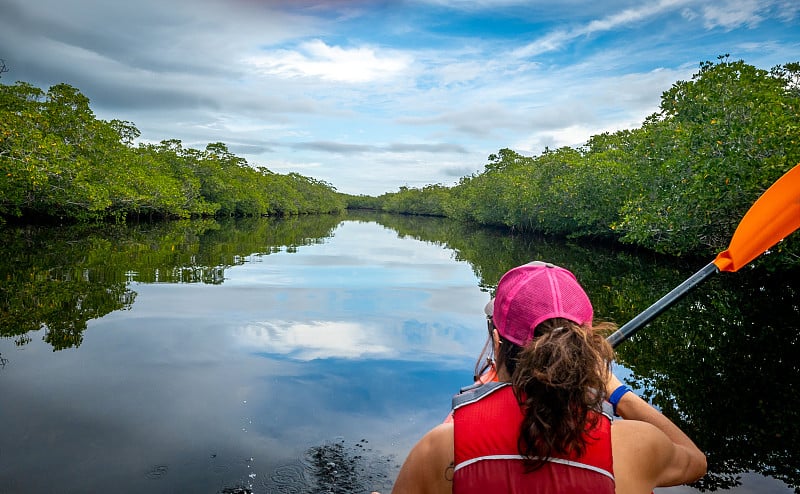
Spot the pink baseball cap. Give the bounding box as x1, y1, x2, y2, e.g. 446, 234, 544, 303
485, 261, 594, 346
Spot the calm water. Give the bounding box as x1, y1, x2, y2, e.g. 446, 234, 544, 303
1, 213, 798, 493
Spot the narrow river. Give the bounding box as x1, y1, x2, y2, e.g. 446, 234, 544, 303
1, 212, 797, 493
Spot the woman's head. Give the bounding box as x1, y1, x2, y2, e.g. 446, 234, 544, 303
485, 261, 616, 467
486, 261, 594, 346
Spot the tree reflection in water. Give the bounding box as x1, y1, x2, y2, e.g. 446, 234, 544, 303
0, 216, 341, 350
369, 211, 800, 493
1, 212, 798, 493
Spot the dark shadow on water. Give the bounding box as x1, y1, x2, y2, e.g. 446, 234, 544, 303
261, 439, 395, 494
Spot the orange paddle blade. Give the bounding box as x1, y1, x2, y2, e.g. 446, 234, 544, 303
714, 163, 800, 272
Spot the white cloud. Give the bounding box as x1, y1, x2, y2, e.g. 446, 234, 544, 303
681, 7, 700, 21
513, 0, 693, 58
266, 158, 324, 173
776, 0, 800, 21
582, 0, 689, 34
513, 30, 573, 58
702, 0, 767, 29
434, 60, 489, 86
246, 39, 413, 83
514, 121, 624, 153
502, 63, 691, 153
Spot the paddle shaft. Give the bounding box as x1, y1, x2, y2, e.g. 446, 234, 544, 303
606, 262, 719, 348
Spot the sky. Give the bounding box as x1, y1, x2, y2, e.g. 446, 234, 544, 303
1, 0, 799, 195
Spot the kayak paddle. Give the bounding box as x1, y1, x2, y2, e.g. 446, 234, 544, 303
607, 163, 800, 348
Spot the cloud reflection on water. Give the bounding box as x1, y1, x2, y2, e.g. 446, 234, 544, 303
236, 316, 481, 362
238, 320, 392, 360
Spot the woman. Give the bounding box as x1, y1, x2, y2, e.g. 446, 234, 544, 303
390, 261, 707, 494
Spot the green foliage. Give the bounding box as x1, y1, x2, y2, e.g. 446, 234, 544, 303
370, 57, 800, 264
378, 184, 451, 216
617, 56, 800, 255
454, 149, 531, 227
4, 57, 799, 266
341, 193, 382, 210
0, 82, 345, 222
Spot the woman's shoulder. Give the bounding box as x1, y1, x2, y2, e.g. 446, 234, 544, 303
391, 423, 454, 494
422, 422, 454, 451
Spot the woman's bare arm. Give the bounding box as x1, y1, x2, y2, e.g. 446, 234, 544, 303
391, 423, 454, 494
608, 373, 707, 492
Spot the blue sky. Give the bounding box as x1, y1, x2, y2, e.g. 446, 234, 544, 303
1, 0, 798, 195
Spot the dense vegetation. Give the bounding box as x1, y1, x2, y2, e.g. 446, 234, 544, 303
0, 75, 345, 222
367, 57, 800, 260
3, 56, 799, 261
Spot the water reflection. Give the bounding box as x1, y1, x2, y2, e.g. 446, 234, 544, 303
621, 268, 800, 492
0, 216, 341, 349
368, 212, 800, 493
0, 212, 797, 493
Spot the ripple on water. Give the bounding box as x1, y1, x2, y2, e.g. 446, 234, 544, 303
264, 462, 306, 494
143, 464, 169, 480
262, 438, 396, 494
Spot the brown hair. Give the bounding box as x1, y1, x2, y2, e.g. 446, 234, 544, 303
495, 318, 616, 470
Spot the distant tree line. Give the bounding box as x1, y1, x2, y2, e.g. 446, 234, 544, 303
3, 56, 799, 262
1, 75, 345, 223
358, 57, 800, 260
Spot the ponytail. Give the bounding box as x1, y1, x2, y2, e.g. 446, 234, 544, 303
498, 318, 616, 470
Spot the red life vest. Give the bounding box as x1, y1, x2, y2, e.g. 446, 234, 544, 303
453, 382, 615, 494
